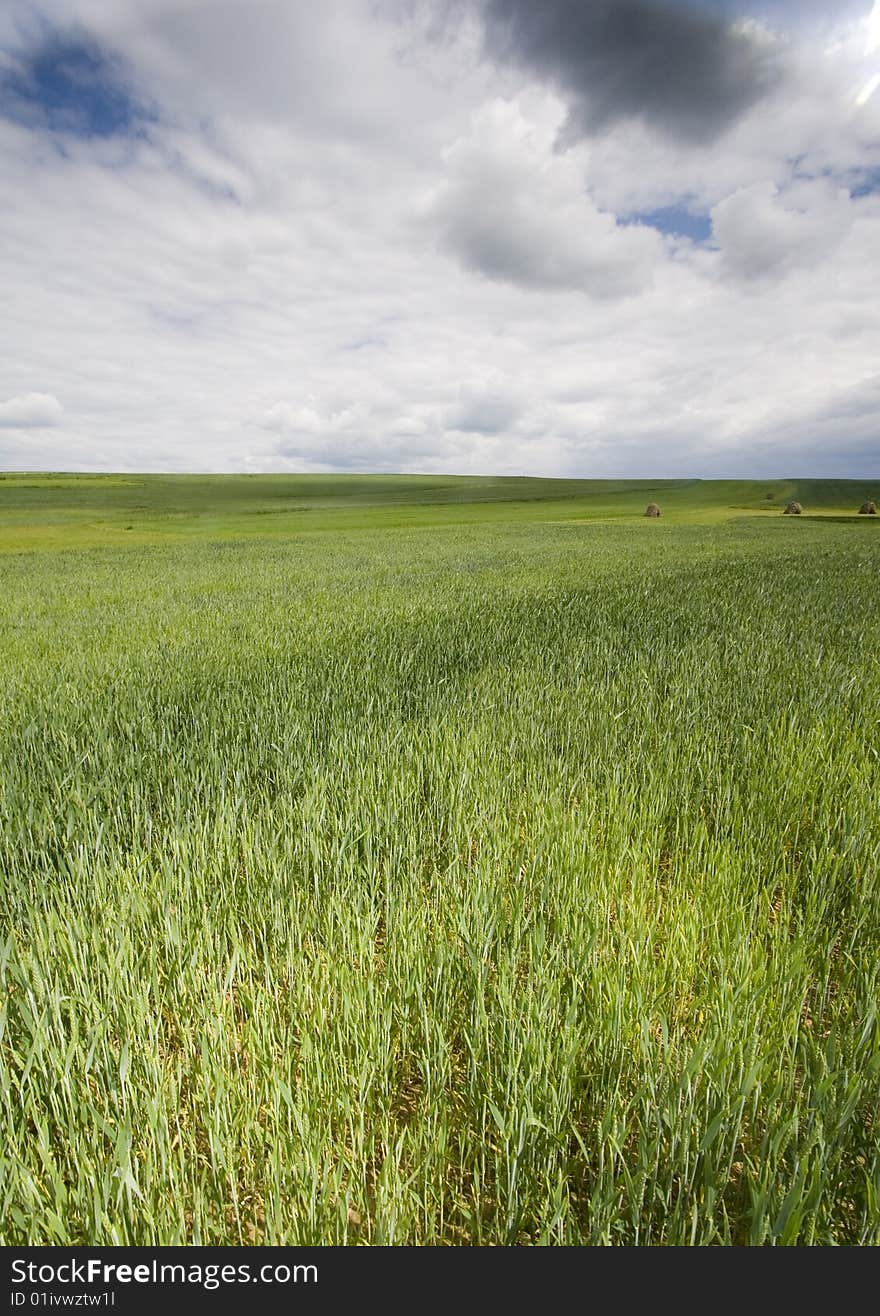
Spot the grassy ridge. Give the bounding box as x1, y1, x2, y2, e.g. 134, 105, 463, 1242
1, 474, 878, 552
1, 478, 879, 1244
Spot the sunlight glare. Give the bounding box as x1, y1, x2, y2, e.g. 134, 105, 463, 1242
855, 1, 880, 104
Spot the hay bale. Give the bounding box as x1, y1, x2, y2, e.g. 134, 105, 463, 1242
644, 503, 661, 518
783, 501, 802, 515
858, 500, 876, 515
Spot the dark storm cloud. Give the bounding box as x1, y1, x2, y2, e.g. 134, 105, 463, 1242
481, 0, 779, 145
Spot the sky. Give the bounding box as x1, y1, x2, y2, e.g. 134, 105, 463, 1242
1, 0, 879, 477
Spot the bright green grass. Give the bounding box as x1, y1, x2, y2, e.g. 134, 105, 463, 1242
1, 475, 879, 1244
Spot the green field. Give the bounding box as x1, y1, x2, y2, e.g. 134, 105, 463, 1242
1, 474, 879, 1244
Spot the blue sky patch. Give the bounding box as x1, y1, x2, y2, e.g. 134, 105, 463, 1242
0, 30, 149, 138
626, 205, 713, 243
849, 166, 880, 200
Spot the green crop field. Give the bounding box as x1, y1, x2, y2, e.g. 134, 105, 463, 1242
1, 473, 879, 1245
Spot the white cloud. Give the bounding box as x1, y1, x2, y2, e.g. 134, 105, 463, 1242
447, 381, 521, 434
712, 179, 854, 280
0, 392, 63, 427
256, 402, 325, 435
426, 98, 664, 297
